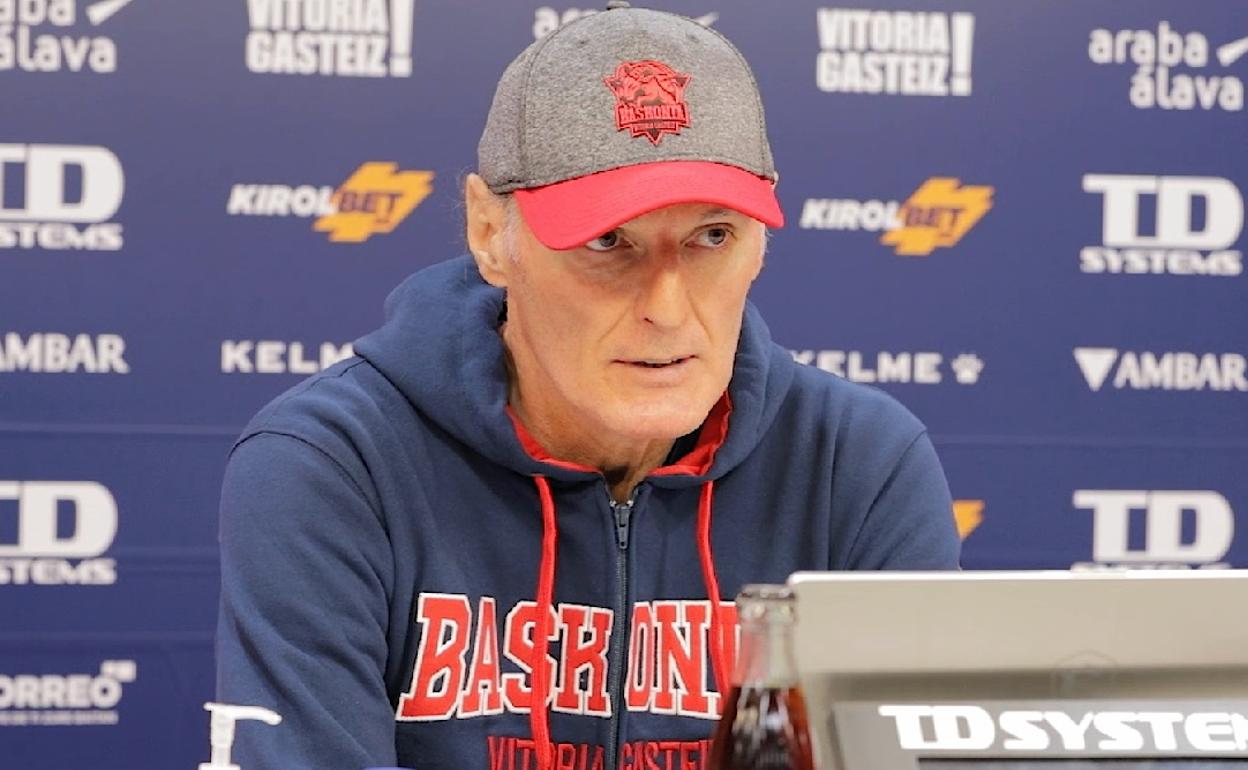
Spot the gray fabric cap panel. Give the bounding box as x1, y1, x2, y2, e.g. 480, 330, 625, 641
478, 7, 776, 193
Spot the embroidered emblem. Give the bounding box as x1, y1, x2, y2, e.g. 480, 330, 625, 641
603, 60, 692, 145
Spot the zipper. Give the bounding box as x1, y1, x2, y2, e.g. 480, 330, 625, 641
604, 487, 638, 770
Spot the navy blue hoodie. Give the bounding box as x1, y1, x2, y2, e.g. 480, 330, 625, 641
216, 255, 960, 770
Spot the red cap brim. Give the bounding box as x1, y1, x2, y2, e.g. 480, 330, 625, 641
513, 161, 784, 250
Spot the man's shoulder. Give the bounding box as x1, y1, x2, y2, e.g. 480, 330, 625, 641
234, 355, 413, 456
782, 355, 927, 443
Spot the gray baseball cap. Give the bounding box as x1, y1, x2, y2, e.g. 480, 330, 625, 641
477, 1, 784, 250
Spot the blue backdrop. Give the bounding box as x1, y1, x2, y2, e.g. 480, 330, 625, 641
3, 1, 1246, 767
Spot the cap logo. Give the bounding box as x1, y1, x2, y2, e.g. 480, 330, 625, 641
603, 60, 691, 145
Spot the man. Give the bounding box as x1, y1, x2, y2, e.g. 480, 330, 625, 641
216, 4, 960, 770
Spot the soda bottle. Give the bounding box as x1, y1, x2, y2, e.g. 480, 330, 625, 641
708, 584, 814, 770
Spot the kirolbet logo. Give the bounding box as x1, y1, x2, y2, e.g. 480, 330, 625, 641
800, 177, 993, 257
227, 162, 433, 243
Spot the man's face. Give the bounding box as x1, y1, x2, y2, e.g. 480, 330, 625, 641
501, 202, 765, 444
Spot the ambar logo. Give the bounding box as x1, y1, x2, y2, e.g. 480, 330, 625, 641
227, 162, 433, 243
1074, 347, 1248, 392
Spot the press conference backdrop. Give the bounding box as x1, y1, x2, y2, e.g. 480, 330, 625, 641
2, 0, 1246, 766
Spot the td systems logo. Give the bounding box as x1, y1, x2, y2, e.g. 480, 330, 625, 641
816, 8, 974, 96
1082, 175, 1243, 277
227, 162, 433, 243
800, 177, 993, 256
1072, 490, 1234, 570
245, 0, 415, 77
0, 144, 124, 251
0, 481, 118, 585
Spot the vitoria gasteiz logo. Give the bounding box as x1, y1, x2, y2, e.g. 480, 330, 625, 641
0, 144, 124, 251
816, 8, 975, 96
800, 177, 993, 257
227, 162, 434, 243
245, 0, 415, 77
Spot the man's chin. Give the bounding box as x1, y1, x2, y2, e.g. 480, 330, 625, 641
601, 403, 715, 444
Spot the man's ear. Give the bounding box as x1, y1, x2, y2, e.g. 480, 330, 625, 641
465, 173, 511, 288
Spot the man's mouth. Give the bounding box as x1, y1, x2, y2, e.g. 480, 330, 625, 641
625, 356, 693, 368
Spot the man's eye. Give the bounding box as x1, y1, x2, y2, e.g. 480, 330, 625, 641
695, 226, 731, 247
585, 231, 622, 252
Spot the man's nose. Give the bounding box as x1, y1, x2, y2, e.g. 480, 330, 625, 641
636, 259, 690, 330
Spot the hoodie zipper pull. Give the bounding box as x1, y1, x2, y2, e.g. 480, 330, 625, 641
612, 500, 632, 550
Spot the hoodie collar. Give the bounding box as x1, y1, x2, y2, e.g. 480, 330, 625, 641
354, 255, 793, 486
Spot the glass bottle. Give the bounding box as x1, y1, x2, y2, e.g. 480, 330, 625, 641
708, 584, 814, 770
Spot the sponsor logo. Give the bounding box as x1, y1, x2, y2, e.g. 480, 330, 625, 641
0, 481, 118, 585
489, 736, 711, 770
792, 350, 984, 386
1073, 348, 1248, 392
604, 60, 691, 145
879, 704, 1248, 752
245, 0, 414, 77
1088, 23, 1246, 111
533, 8, 717, 40
1072, 490, 1234, 570
800, 177, 993, 256
0, 660, 136, 726
816, 8, 974, 96
0, 333, 128, 373
952, 500, 983, 541
227, 162, 433, 243
1082, 175, 1243, 278
0, 144, 124, 251
221, 340, 353, 374
396, 594, 738, 722
0, 0, 131, 74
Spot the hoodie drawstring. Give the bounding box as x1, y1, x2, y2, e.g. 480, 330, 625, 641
530, 475, 557, 770
695, 479, 732, 702
528, 477, 728, 770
